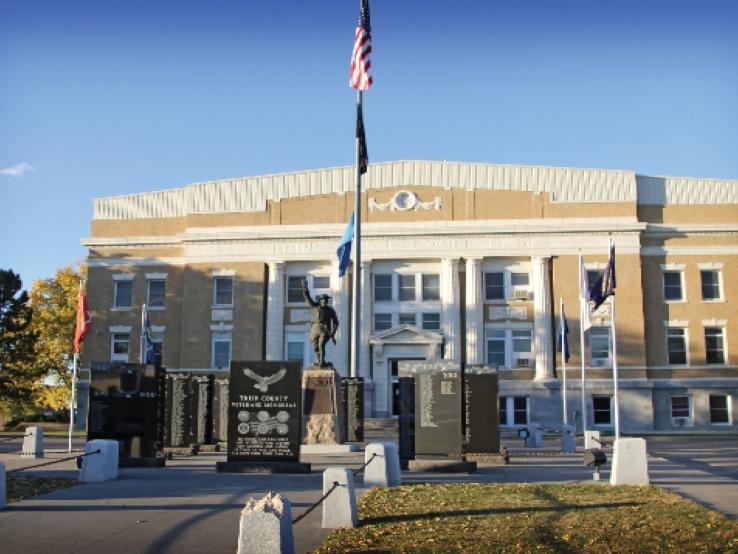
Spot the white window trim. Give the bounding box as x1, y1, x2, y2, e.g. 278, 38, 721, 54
485, 323, 534, 369
700, 268, 724, 303
709, 395, 733, 426
112, 273, 134, 281
697, 262, 723, 270
591, 395, 614, 427
110, 333, 131, 362
665, 324, 689, 367
113, 279, 133, 311
483, 265, 533, 303
146, 278, 167, 310
670, 395, 693, 427
499, 396, 529, 427
284, 273, 331, 306
211, 332, 233, 369
704, 325, 728, 366
145, 272, 168, 280
660, 263, 686, 271
589, 324, 612, 368
212, 276, 234, 308
212, 269, 236, 277
662, 270, 686, 303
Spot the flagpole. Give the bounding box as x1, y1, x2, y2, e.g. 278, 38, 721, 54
350, 89, 363, 379
609, 238, 620, 439
560, 296, 567, 426
68, 352, 78, 453
579, 254, 588, 438
140, 304, 146, 364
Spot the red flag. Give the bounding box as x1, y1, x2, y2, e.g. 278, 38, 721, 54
349, 0, 372, 91
73, 284, 92, 353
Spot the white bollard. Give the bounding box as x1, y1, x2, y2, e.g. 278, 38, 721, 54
21, 427, 43, 459
610, 438, 649, 486
79, 440, 119, 482
364, 442, 402, 488
322, 467, 358, 529
0, 462, 5, 510
584, 430, 601, 450
561, 425, 576, 453
237, 492, 294, 554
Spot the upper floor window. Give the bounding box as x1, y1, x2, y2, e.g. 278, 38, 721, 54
421, 312, 441, 331
147, 280, 166, 308
312, 276, 330, 290
374, 313, 392, 331
213, 277, 234, 306
663, 271, 684, 302
286, 276, 305, 303
398, 274, 416, 302
590, 327, 611, 367
484, 270, 532, 301
484, 272, 504, 300
421, 274, 440, 301
666, 327, 688, 365
212, 332, 232, 369
111, 333, 130, 362
113, 279, 133, 309
485, 327, 533, 368
704, 326, 726, 365
700, 270, 722, 301
374, 274, 393, 302
398, 313, 416, 326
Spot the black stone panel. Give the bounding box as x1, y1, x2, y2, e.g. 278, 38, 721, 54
340, 377, 364, 442
464, 366, 500, 454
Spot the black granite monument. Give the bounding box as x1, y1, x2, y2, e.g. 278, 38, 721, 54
340, 377, 364, 442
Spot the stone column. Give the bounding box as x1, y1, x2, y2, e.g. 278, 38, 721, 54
532, 256, 553, 380
331, 260, 351, 375
441, 258, 461, 361
465, 257, 484, 365
265, 261, 285, 361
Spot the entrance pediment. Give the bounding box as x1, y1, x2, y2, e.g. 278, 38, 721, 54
369, 324, 443, 346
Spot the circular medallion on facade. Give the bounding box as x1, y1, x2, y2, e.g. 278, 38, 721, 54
277, 423, 289, 435
276, 410, 289, 422
393, 190, 417, 211
237, 422, 250, 434
257, 422, 270, 434
257, 410, 270, 422
238, 411, 250, 422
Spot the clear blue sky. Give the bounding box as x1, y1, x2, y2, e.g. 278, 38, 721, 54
2, 0, 737, 288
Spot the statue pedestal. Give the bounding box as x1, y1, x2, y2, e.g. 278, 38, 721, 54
302, 367, 345, 445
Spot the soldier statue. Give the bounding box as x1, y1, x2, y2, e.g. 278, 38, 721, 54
301, 280, 339, 368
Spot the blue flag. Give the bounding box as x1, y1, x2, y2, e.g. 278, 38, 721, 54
336, 212, 355, 277
142, 305, 156, 364
558, 303, 571, 363
589, 243, 616, 310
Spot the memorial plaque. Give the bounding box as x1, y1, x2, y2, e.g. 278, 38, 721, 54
212, 377, 229, 443
88, 362, 162, 458
464, 366, 500, 454
400, 361, 462, 459
191, 375, 213, 445
398, 376, 415, 460
165, 372, 191, 447
340, 377, 364, 442
303, 374, 335, 414
227, 361, 302, 463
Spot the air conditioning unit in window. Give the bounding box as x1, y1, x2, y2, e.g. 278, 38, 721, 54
515, 358, 532, 368
672, 417, 690, 427
513, 290, 530, 300
591, 359, 607, 368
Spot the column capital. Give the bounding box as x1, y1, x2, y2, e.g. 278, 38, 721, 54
465, 256, 483, 267
531, 255, 552, 264
267, 260, 286, 271
441, 257, 460, 268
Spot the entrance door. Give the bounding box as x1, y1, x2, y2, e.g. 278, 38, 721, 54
390, 358, 424, 416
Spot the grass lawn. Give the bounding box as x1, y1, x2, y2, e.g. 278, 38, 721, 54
6, 474, 78, 503
316, 483, 738, 553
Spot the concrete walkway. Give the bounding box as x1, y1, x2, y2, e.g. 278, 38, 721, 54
1, 435, 736, 553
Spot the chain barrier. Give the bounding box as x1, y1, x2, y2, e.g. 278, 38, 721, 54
292, 481, 340, 525
0, 436, 21, 443
7, 449, 101, 474
352, 452, 377, 476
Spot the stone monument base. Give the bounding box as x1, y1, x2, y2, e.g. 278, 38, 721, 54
302, 367, 345, 445
405, 457, 477, 473
464, 452, 508, 466
216, 461, 312, 474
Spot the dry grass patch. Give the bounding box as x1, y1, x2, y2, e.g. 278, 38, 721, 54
317, 483, 738, 553
6, 474, 78, 503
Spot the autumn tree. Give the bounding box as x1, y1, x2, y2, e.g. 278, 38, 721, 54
28, 265, 87, 411
0, 269, 39, 411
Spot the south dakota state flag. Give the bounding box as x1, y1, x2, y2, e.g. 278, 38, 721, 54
336, 212, 355, 278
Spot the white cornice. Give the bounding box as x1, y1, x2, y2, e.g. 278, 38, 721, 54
644, 223, 738, 236
641, 246, 738, 256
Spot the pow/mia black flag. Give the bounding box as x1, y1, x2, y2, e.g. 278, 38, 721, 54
356, 104, 368, 175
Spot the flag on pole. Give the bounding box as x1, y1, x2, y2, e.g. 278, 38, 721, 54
141, 304, 156, 364
356, 104, 369, 174
559, 302, 571, 363
579, 254, 592, 331
73, 283, 92, 353
589, 243, 616, 310
349, 0, 372, 91
337, 212, 355, 277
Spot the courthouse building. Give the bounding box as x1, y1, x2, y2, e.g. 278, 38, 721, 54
81, 160, 738, 432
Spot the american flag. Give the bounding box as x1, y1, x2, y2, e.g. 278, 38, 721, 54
349, 0, 372, 90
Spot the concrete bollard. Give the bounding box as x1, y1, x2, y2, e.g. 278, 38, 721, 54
0, 462, 5, 510
524, 424, 543, 448
584, 430, 601, 450
561, 425, 576, 453
21, 426, 44, 459
237, 492, 294, 554
364, 442, 402, 488
610, 438, 649, 486
322, 467, 358, 529
79, 440, 119, 482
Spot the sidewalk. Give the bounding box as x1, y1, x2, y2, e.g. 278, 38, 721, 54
1, 436, 736, 553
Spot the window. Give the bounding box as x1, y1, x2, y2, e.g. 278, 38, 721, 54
670, 396, 691, 425
486, 327, 533, 368
701, 270, 722, 301
398, 274, 416, 301
286, 276, 305, 304
486, 330, 506, 367
285, 332, 306, 364
114, 281, 132, 308
213, 277, 234, 306
705, 327, 726, 364
667, 328, 688, 365
592, 396, 612, 425
510, 272, 529, 289
590, 327, 611, 366
312, 276, 330, 290
399, 313, 416, 326
421, 274, 440, 301
499, 396, 528, 426
374, 313, 392, 331
212, 333, 232, 369
151, 333, 164, 364
484, 272, 504, 300
111, 333, 130, 362
587, 270, 600, 291
709, 395, 731, 424
374, 274, 392, 302
663, 272, 683, 302
147, 280, 166, 308
421, 312, 441, 331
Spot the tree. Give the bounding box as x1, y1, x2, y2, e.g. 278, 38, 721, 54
0, 269, 39, 409
28, 265, 87, 411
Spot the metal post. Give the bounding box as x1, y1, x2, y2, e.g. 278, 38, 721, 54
350, 90, 363, 378
610, 239, 620, 439
579, 255, 588, 436
560, 296, 568, 426
68, 353, 79, 453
